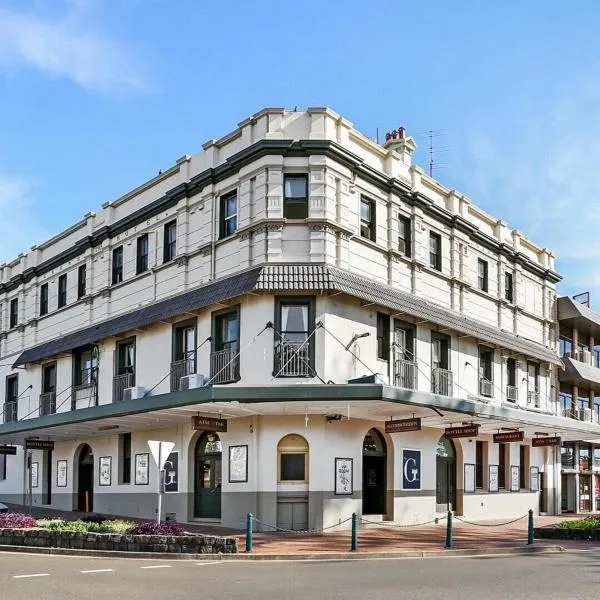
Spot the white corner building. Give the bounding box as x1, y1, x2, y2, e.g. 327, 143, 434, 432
0, 107, 596, 530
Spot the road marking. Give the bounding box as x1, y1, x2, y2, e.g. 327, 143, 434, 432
80, 569, 114, 574
140, 565, 172, 569
13, 573, 50, 579
195, 562, 221, 566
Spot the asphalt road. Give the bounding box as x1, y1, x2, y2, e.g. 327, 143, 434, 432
0, 551, 598, 600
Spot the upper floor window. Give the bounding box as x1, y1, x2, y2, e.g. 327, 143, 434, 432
283, 174, 308, 219
171, 321, 197, 391
4, 374, 18, 423
398, 215, 411, 257
431, 332, 451, 395
73, 346, 98, 388
163, 220, 177, 262
211, 308, 240, 384
429, 232, 441, 271
58, 274, 67, 308
112, 246, 124, 285
559, 336, 572, 357
9, 298, 18, 329
136, 234, 149, 274
220, 191, 238, 238
477, 259, 488, 292
360, 198, 376, 242
78, 264, 87, 299
40, 283, 49, 316
506, 357, 517, 402
114, 338, 136, 402
478, 346, 494, 397
40, 362, 57, 416
376, 313, 390, 361
527, 362, 540, 407
274, 297, 316, 378
504, 271, 514, 303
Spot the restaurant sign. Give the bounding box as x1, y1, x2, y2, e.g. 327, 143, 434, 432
385, 418, 421, 434
532, 436, 561, 447
493, 431, 524, 443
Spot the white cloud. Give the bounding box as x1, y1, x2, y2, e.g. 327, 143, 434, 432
0, 4, 153, 94
0, 175, 49, 263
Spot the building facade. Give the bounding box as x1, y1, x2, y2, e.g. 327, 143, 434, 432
0, 107, 597, 530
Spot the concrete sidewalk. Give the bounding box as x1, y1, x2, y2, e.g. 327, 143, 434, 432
4, 504, 599, 555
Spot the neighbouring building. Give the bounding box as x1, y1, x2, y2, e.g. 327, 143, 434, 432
0, 107, 597, 531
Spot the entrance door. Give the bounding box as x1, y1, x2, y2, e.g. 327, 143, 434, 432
77, 445, 94, 512
539, 472, 545, 513
436, 437, 456, 512
579, 475, 591, 512
194, 433, 222, 519
362, 429, 387, 515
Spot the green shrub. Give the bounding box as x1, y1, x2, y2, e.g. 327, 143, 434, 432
557, 518, 600, 529
38, 518, 135, 534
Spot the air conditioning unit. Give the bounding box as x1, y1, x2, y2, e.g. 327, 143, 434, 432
123, 386, 146, 401
180, 374, 206, 391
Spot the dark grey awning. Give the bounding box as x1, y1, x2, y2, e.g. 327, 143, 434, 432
13, 267, 262, 367
13, 263, 559, 367
560, 356, 600, 392
558, 296, 600, 338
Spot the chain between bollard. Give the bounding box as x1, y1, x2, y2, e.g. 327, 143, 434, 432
453, 513, 530, 527
360, 516, 446, 529
248, 514, 354, 535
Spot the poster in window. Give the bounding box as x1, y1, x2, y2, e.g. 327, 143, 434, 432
229, 445, 248, 483
56, 460, 68, 488
334, 458, 353, 495
530, 466, 540, 492
31, 462, 39, 488
464, 463, 476, 493
402, 449, 421, 491
489, 464, 499, 492
135, 453, 149, 485
163, 452, 178, 493
99, 456, 111, 486
510, 465, 520, 492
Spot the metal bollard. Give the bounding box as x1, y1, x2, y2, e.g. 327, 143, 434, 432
351, 513, 358, 551
445, 511, 453, 549
246, 512, 253, 553
527, 509, 534, 545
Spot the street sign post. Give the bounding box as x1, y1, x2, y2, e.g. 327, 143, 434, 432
148, 440, 175, 523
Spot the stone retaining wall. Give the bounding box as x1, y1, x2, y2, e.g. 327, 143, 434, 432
0, 528, 238, 554
534, 527, 600, 541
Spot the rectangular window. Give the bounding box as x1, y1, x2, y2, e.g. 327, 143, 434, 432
112, 246, 124, 285
220, 191, 238, 238
478, 346, 494, 398
429, 232, 441, 271
172, 321, 197, 390
58, 273, 67, 308
505, 271, 514, 302
116, 339, 135, 377
580, 443, 591, 471
360, 197, 376, 242
0, 454, 5, 481
498, 443, 506, 489
561, 442, 575, 468
5, 374, 18, 423
78, 264, 87, 299
211, 308, 240, 383
477, 258, 488, 292
136, 234, 149, 274
398, 215, 412, 257
280, 453, 306, 482
559, 337, 572, 357
376, 313, 390, 361
163, 220, 177, 262
394, 321, 416, 362
73, 346, 98, 387
527, 362, 540, 406
9, 298, 18, 329
40, 283, 49, 316
274, 297, 315, 378
283, 174, 308, 219
476, 441, 484, 489
41, 362, 57, 416
120, 432, 132, 484
506, 357, 517, 402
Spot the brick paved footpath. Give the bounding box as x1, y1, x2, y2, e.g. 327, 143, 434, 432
5, 504, 599, 555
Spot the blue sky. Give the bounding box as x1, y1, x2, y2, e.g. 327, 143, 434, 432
0, 0, 598, 299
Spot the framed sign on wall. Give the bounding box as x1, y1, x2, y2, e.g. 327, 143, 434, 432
334, 458, 353, 495
488, 464, 499, 492
99, 456, 112, 486
510, 465, 520, 492
164, 452, 179, 493
229, 445, 248, 483
135, 453, 149, 485
56, 460, 68, 488
464, 463, 476, 493
402, 449, 421, 491
31, 462, 39, 488
530, 466, 540, 492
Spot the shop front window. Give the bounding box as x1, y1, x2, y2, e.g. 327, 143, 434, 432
579, 443, 591, 471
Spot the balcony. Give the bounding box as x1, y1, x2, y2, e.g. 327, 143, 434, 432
3, 401, 17, 423
170, 357, 196, 391
394, 359, 418, 390
479, 378, 493, 398
527, 390, 541, 408
274, 341, 312, 377
72, 381, 98, 410
210, 348, 238, 384
39, 392, 56, 416
506, 385, 518, 403
431, 368, 452, 396
113, 372, 134, 402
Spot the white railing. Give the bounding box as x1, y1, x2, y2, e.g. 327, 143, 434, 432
113, 372, 134, 402
431, 368, 452, 396
3, 401, 17, 423
479, 378, 493, 398
210, 348, 238, 384
275, 341, 312, 377
72, 382, 98, 410
395, 359, 418, 390
527, 390, 541, 408
170, 357, 196, 391
39, 392, 56, 416
506, 385, 518, 403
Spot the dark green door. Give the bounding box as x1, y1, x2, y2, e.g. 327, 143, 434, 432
362, 429, 387, 515
436, 437, 456, 512
194, 433, 222, 519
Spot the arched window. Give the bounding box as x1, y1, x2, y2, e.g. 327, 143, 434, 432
277, 434, 308, 483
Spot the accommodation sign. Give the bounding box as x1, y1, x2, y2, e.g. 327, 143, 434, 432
0, 445, 17, 455
445, 425, 479, 439
24, 439, 55, 451
532, 436, 561, 447
191, 416, 227, 432
385, 418, 421, 434
493, 431, 524, 443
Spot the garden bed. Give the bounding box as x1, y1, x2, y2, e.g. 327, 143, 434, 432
535, 517, 600, 541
